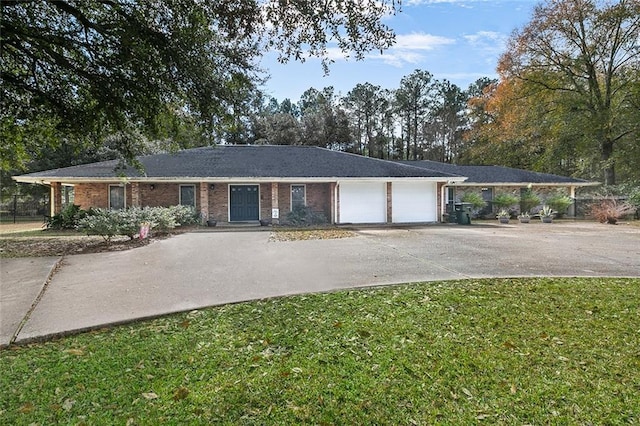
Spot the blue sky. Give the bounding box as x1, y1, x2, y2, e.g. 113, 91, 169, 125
260, 0, 538, 102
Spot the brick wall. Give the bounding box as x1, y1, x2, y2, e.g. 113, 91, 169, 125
209, 184, 228, 222
139, 183, 178, 207
259, 183, 272, 221
307, 183, 331, 219
73, 183, 110, 209
274, 183, 331, 221
73, 181, 335, 222
74, 182, 203, 210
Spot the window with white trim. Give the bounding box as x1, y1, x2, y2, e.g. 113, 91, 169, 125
179, 185, 196, 207
109, 185, 125, 210
291, 184, 306, 210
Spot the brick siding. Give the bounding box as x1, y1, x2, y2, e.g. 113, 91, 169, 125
73, 183, 110, 209
71, 181, 361, 225
73, 182, 202, 210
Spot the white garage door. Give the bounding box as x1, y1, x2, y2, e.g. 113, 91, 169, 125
339, 181, 386, 223
392, 181, 437, 223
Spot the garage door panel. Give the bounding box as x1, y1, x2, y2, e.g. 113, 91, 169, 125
392, 181, 436, 223
339, 182, 386, 223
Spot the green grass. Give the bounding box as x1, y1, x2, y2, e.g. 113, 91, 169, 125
1, 278, 639, 424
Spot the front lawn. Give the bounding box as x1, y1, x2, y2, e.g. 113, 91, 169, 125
1, 278, 638, 424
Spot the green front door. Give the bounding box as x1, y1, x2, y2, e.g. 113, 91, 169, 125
230, 185, 259, 221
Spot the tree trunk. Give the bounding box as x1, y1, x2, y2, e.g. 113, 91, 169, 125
601, 139, 615, 185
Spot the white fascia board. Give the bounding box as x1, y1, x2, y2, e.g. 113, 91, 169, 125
447, 181, 598, 187
337, 177, 465, 183
14, 176, 466, 184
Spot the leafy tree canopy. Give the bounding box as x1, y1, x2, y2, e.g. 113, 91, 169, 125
493, 0, 640, 184
1, 0, 398, 172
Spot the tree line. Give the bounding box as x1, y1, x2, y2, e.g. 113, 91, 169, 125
228, 72, 492, 165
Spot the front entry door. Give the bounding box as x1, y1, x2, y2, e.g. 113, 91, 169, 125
230, 185, 259, 221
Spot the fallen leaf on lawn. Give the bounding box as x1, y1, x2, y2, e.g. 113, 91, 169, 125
142, 392, 158, 400
62, 398, 75, 411
65, 348, 84, 356
18, 402, 34, 414
462, 388, 473, 398
357, 329, 372, 338
510, 384, 517, 394
173, 387, 190, 401
179, 320, 190, 329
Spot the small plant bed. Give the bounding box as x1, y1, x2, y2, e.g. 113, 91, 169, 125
0, 205, 203, 257
0, 233, 155, 258
0, 227, 197, 258
1, 278, 638, 424
270, 228, 356, 242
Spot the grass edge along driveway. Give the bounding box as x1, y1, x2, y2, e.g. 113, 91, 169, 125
1, 277, 639, 425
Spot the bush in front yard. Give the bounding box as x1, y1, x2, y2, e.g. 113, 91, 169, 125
77, 209, 120, 242
77, 206, 197, 241
460, 192, 486, 210
45, 204, 87, 230
546, 191, 573, 217
166, 205, 199, 227
589, 198, 636, 224
285, 206, 327, 226
492, 192, 519, 210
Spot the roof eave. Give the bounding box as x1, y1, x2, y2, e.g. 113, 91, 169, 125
13, 176, 466, 184
447, 181, 599, 187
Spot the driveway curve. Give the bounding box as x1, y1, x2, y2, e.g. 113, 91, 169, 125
6, 222, 640, 344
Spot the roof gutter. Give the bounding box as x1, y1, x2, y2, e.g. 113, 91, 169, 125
13, 176, 467, 185
445, 181, 600, 187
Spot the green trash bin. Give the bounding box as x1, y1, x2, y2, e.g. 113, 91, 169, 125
454, 203, 472, 225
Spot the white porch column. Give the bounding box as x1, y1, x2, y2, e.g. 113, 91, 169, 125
50, 182, 62, 216
200, 182, 209, 225
271, 182, 279, 225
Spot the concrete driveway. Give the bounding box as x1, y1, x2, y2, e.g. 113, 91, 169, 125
2, 222, 639, 346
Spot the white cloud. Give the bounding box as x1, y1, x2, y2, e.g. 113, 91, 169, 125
372, 32, 456, 67
464, 30, 504, 44
375, 50, 427, 67
324, 32, 455, 67
463, 30, 507, 56
394, 32, 456, 50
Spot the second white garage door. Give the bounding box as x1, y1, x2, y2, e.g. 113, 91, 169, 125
339, 181, 386, 223
392, 181, 437, 223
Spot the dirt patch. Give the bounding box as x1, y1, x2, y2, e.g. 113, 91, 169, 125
0, 227, 199, 257
0, 235, 158, 257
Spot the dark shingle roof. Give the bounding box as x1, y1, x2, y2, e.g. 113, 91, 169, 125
16, 145, 460, 180
399, 160, 593, 185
